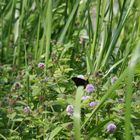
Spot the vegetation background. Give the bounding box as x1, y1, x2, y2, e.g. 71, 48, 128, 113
0, 0, 140, 139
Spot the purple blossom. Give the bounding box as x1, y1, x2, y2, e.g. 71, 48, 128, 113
45, 77, 49, 81
38, 63, 45, 69
23, 106, 30, 113
41, 77, 49, 83
111, 76, 118, 84
66, 105, 74, 116
85, 84, 95, 93
81, 96, 90, 101
89, 101, 97, 107
106, 123, 117, 133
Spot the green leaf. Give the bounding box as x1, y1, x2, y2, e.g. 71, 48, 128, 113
47, 126, 63, 140
7, 112, 16, 120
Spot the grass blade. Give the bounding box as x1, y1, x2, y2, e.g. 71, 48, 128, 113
58, 0, 80, 43
125, 42, 140, 140
73, 86, 84, 140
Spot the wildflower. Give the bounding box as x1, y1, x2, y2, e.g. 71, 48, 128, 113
23, 106, 30, 113
44, 76, 49, 82
85, 84, 95, 93
66, 105, 74, 116
89, 101, 97, 107
41, 76, 49, 83
14, 82, 21, 90
111, 76, 118, 84
38, 63, 45, 69
106, 123, 117, 133
66, 123, 73, 130
81, 96, 90, 101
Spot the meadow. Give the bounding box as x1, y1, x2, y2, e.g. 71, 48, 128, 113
0, 0, 140, 139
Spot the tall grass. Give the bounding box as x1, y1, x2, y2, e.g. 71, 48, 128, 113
0, 0, 140, 139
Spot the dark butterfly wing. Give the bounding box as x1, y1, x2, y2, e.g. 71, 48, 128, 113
72, 77, 88, 88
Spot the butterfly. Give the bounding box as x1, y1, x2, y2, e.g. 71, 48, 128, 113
72, 76, 89, 88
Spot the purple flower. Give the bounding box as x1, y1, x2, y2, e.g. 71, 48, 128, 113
23, 106, 30, 113
81, 96, 90, 101
38, 63, 45, 69
111, 76, 118, 84
85, 84, 95, 93
41, 76, 49, 83
66, 105, 74, 116
89, 101, 97, 107
106, 123, 117, 133
45, 77, 49, 81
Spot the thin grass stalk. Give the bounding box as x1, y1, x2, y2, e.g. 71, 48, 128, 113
119, 21, 137, 74
38, 33, 45, 62
16, 0, 27, 65
118, 0, 127, 26
1, 0, 15, 63
34, 16, 41, 61
35, 0, 43, 63
5, 1, 15, 63
124, 63, 133, 140
94, 0, 107, 71
124, 42, 140, 140
87, 0, 94, 43
86, 1, 93, 74
0, 134, 7, 140
58, 0, 80, 43
94, 28, 108, 72
100, 1, 113, 60
101, 0, 135, 69
73, 86, 83, 140
64, 0, 68, 25
44, 0, 52, 70
0, 6, 4, 62
90, 0, 101, 61
24, 44, 30, 105
103, 58, 124, 78
13, 0, 19, 65
70, 1, 89, 69
117, 0, 122, 12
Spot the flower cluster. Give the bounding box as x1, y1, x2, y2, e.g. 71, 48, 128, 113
111, 76, 118, 84
106, 123, 117, 133
85, 84, 95, 93
89, 101, 97, 107
81, 96, 90, 101
66, 105, 74, 116
23, 106, 30, 113
38, 63, 45, 69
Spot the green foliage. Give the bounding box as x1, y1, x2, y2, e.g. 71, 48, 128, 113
0, 0, 140, 139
